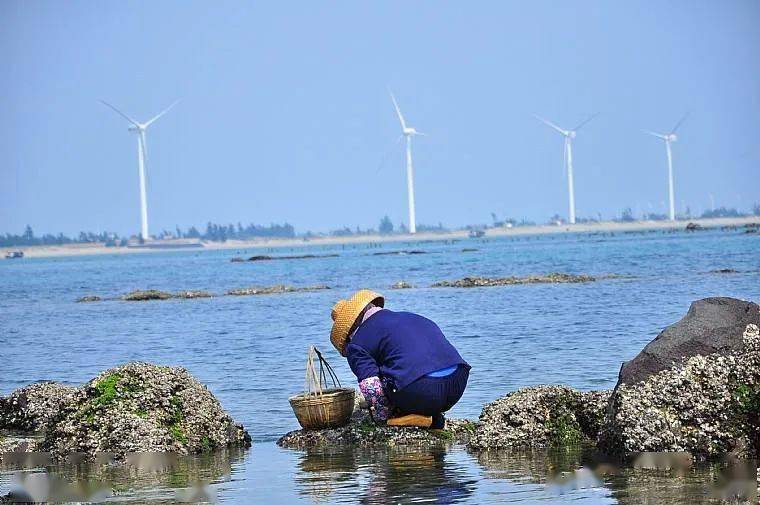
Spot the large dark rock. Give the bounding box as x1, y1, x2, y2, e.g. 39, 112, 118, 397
618, 297, 760, 386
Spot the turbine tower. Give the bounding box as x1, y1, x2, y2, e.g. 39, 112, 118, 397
390, 91, 425, 234
644, 114, 688, 221
534, 113, 598, 224
101, 100, 179, 241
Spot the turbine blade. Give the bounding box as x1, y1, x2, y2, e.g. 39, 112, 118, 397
533, 114, 567, 135
144, 99, 180, 127
573, 112, 599, 131
388, 89, 407, 130
414, 131, 427, 136
100, 100, 140, 127
643, 130, 668, 140
670, 112, 689, 134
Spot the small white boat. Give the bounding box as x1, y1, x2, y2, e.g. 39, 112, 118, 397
5, 251, 24, 259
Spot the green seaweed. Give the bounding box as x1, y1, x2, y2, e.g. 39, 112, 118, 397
170, 423, 187, 444
134, 409, 148, 418
93, 374, 122, 406
431, 429, 455, 441
200, 436, 212, 452
460, 421, 477, 433
736, 383, 760, 414
356, 420, 378, 436
547, 412, 583, 446
167, 394, 187, 444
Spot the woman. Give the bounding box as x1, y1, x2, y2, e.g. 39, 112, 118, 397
330, 289, 470, 428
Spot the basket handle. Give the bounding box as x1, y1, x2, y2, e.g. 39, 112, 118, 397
313, 347, 342, 389
304, 345, 342, 396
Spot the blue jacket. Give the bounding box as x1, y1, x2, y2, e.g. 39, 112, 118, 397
345, 309, 469, 391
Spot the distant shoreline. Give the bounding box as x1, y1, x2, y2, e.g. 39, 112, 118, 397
3, 216, 758, 259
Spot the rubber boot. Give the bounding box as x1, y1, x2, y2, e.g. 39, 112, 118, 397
386, 414, 433, 428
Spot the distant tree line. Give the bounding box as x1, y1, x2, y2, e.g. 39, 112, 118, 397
1, 222, 296, 247
184, 222, 295, 242
0, 225, 120, 247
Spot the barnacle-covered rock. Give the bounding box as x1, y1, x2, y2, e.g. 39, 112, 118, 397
277, 412, 476, 449
226, 285, 330, 296
174, 290, 213, 299
468, 385, 610, 450
599, 322, 760, 459
11, 363, 253, 460
431, 273, 597, 288
122, 290, 173, 301
0, 382, 78, 432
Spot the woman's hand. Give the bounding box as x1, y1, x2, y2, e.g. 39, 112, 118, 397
358, 376, 391, 421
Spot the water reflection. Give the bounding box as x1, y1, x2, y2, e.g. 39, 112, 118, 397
474, 444, 758, 504
292, 446, 477, 504
1, 447, 247, 503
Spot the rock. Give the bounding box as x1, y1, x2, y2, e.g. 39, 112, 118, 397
242, 254, 339, 262
432, 273, 597, 288
230, 257, 246, 262
226, 285, 330, 296
598, 323, 760, 459
709, 268, 739, 274
174, 290, 213, 299
277, 417, 477, 449
372, 250, 427, 256
0, 435, 41, 454
685, 222, 703, 231
617, 297, 760, 386
0, 382, 78, 431
468, 386, 610, 450
391, 281, 415, 289
76, 295, 101, 303
461, 248, 479, 252
122, 290, 173, 301
23, 362, 252, 460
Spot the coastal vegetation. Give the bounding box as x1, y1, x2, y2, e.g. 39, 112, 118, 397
2, 207, 758, 248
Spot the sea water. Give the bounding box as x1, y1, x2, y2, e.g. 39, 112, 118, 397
1, 228, 758, 503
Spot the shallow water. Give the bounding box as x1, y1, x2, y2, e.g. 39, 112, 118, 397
1, 228, 758, 503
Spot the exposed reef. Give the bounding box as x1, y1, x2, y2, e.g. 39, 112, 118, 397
76, 295, 101, 303
391, 281, 415, 289
122, 290, 173, 301
231, 253, 339, 262
431, 273, 598, 288
174, 290, 213, 299
226, 285, 330, 296
372, 250, 427, 256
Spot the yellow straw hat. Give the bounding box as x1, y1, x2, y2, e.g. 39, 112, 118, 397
330, 289, 384, 356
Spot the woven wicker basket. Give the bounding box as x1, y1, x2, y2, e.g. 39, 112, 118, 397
289, 346, 355, 430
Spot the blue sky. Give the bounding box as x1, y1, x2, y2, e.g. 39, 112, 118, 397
1, 1, 758, 235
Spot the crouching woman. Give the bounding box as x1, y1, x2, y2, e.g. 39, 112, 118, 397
330, 289, 470, 429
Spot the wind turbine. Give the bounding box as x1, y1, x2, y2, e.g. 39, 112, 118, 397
389, 90, 425, 234
534, 113, 598, 224
644, 113, 688, 221
101, 99, 179, 241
